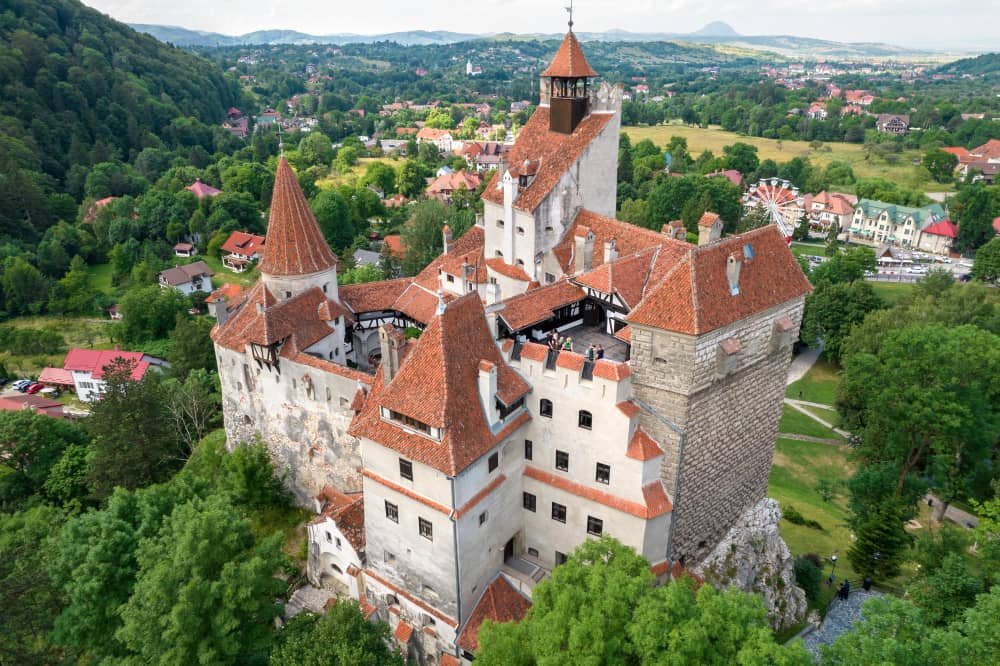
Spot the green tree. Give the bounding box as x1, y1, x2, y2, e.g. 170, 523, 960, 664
361, 160, 397, 195
396, 159, 428, 198
0, 409, 90, 508
909, 553, 983, 626
401, 199, 447, 275
809, 246, 876, 284
168, 314, 218, 379
952, 183, 1000, 252
312, 189, 356, 250
163, 368, 222, 453
972, 236, 1000, 283
800, 280, 884, 362
298, 131, 335, 168
85, 359, 181, 498
269, 604, 403, 666
923, 148, 959, 183
2, 256, 48, 315
339, 263, 387, 285
119, 284, 191, 344
116, 494, 284, 664
848, 498, 913, 580
723, 142, 760, 176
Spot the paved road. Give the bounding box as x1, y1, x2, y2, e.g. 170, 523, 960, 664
801, 589, 883, 658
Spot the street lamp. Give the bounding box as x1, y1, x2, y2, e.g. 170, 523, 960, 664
828, 554, 838, 585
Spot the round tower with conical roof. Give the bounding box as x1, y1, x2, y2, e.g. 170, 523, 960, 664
259, 157, 342, 302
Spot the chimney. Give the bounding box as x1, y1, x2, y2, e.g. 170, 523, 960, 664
442, 224, 452, 254
477, 360, 499, 425
378, 324, 402, 383
603, 239, 618, 264
726, 254, 742, 296
583, 232, 595, 271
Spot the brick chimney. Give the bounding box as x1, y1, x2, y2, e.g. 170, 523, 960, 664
477, 360, 499, 425
378, 324, 403, 383
442, 224, 453, 254
603, 238, 618, 264
574, 229, 595, 273
698, 212, 723, 246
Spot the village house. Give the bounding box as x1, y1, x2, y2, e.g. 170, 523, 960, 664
173, 242, 197, 258
61, 349, 165, 403
186, 179, 222, 199
425, 170, 482, 202
0, 394, 66, 418
206, 283, 246, 325
944, 139, 1000, 184
849, 199, 949, 251
876, 113, 909, 134
416, 127, 457, 153
212, 28, 811, 663
158, 261, 214, 295
805, 191, 857, 232
221, 231, 266, 272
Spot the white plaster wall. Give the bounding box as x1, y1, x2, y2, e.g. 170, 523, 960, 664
262, 265, 340, 302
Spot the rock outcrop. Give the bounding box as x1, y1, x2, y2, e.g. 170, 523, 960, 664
692, 497, 807, 629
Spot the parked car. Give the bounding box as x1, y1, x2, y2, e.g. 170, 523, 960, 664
0, 377, 8, 387
26, 383, 45, 394
906, 266, 928, 275
12, 379, 32, 391
39, 387, 61, 399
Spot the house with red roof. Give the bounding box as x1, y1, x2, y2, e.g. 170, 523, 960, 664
211, 25, 814, 663
62, 348, 165, 402
416, 127, 456, 153
806, 191, 857, 232
915, 219, 958, 255
0, 394, 65, 419
425, 170, 482, 202
185, 179, 222, 199
220, 231, 266, 272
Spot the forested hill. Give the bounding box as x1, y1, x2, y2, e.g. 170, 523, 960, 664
0, 0, 242, 242
935, 52, 1000, 81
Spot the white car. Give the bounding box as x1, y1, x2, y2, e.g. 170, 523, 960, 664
907, 266, 929, 275
11, 379, 32, 391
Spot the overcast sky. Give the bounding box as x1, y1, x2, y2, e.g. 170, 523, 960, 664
82, 1, 997, 51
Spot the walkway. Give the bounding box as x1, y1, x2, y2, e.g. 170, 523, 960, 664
801, 589, 882, 658
786, 347, 821, 385
783, 399, 852, 440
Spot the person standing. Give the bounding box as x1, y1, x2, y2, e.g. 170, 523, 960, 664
596, 345, 605, 359
586, 345, 595, 362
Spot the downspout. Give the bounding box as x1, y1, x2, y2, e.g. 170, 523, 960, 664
450, 476, 462, 626
631, 397, 686, 576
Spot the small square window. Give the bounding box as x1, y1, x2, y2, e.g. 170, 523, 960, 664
539, 399, 553, 418
551, 502, 567, 523
545, 272, 555, 284
399, 458, 413, 481
555, 450, 569, 472
488, 452, 499, 473
446, 274, 454, 283
419, 517, 433, 541
385, 501, 399, 523
523, 492, 536, 512
578, 410, 592, 430
555, 551, 568, 565
587, 516, 604, 536
596, 463, 610, 485
524, 439, 533, 460
479, 511, 488, 525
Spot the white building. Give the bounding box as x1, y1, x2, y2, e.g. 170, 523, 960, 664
158, 261, 213, 295
61, 348, 164, 402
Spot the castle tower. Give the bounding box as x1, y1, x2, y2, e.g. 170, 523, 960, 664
259, 157, 341, 303
538, 29, 598, 133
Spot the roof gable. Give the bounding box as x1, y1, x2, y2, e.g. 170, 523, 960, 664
540, 31, 598, 78
456, 575, 531, 653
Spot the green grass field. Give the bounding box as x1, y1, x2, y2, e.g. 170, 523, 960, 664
180, 253, 260, 289
869, 281, 916, 305
0, 315, 117, 376
779, 405, 844, 441
316, 156, 401, 190
624, 124, 940, 191
786, 359, 841, 405
85, 262, 117, 298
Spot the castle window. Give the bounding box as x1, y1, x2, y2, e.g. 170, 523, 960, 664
325, 531, 332, 543
578, 410, 593, 430
479, 511, 488, 526
523, 492, 536, 512
516, 226, 525, 236
545, 272, 555, 284
528, 547, 539, 557
335, 537, 342, 549
539, 399, 553, 418
524, 439, 533, 460
495, 250, 503, 258
284, 291, 291, 299
555, 551, 568, 565
587, 516, 604, 536
596, 463, 611, 485
551, 502, 567, 523
385, 501, 399, 523
488, 452, 499, 473
516, 258, 525, 267
399, 458, 413, 481
555, 450, 569, 472
446, 274, 454, 283
384, 551, 396, 563
419, 517, 434, 541
323, 282, 329, 293
496, 220, 504, 228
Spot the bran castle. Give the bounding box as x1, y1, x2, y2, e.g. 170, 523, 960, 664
213, 28, 811, 665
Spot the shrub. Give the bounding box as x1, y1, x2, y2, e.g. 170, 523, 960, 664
794, 556, 823, 601
783, 505, 824, 530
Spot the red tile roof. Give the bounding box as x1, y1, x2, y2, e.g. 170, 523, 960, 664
626, 426, 663, 461
524, 466, 671, 518
382, 235, 405, 257
497, 280, 585, 330
616, 401, 640, 418
922, 219, 957, 238
258, 157, 339, 277
540, 31, 598, 78
207, 283, 246, 307
340, 277, 413, 313
63, 349, 150, 380
440, 654, 461, 666
971, 139, 1000, 160
426, 170, 482, 196
221, 231, 266, 256
350, 293, 531, 476
698, 212, 721, 228
38, 367, 74, 386
454, 474, 507, 519
481, 109, 615, 213
0, 394, 65, 418
393, 621, 414, 643
363, 469, 452, 515
552, 210, 689, 277
485, 258, 532, 282
592, 359, 630, 381
416, 127, 452, 141
363, 569, 458, 628
185, 178, 222, 198
456, 576, 532, 653
628, 225, 812, 335
314, 486, 366, 553
418, 226, 487, 289
574, 248, 660, 308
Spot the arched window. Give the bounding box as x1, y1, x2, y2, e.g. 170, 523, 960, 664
578, 410, 593, 430
539, 399, 553, 418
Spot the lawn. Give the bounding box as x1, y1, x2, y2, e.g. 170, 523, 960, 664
786, 358, 841, 405
790, 242, 828, 260
180, 253, 260, 289
85, 262, 117, 298
779, 405, 843, 441
624, 124, 941, 191
316, 156, 401, 190
868, 280, 916, 305
802, 405, 841, 428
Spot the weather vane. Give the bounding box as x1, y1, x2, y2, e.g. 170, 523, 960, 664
565, 0, 574, 31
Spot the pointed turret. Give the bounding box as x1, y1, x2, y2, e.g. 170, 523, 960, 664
540, 29, 597, 134
259, 157, 341, 301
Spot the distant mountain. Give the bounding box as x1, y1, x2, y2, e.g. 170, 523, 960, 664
130, 22, 937, 58
691, 21, 740, 38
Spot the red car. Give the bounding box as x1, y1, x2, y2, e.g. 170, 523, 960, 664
25, 383, 44, 394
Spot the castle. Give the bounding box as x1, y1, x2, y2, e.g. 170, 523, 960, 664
212, 28, 811, 665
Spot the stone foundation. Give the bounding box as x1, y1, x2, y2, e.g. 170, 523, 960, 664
693, 498, 807, 629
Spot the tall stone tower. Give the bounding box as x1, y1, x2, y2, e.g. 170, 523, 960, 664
625, 226, 812, 565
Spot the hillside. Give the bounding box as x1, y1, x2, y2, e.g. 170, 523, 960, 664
0, 0, 242, 241
935, 52, 1000, 80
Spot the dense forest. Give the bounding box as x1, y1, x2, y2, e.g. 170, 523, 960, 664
0, 0, 243, 245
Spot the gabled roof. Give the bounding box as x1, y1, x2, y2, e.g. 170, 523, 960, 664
313, 486, 365, 553
574, 247, 659, 309
922, 219, 957, 238
349, 293, 531, 476
221, 231, 266, 256
185, 179, 222, 198
158, 261, 213, 286
63, 349, 150, 380
340, 277, 413, 314
626, 426, 663, 461
855, 199, 945, 226
426, 170, 482, 195
207, 283, 246, 307
480, 108, 615, 213
497, 280, 586, 331
971, 139, 1000, 159
540, 31, 598, 78
456, 575, 531, 653
628, 225, 812, 336
258, 157, 339, 277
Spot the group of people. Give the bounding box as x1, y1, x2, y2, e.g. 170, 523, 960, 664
836, 580, 851, 600
544, 331, 605, 361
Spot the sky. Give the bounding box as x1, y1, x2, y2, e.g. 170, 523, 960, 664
81, 1, 997, 51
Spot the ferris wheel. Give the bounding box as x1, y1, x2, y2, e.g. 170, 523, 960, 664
743, 178, 804, 239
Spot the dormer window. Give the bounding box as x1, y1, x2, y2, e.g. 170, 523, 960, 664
387, 409, 432, 437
